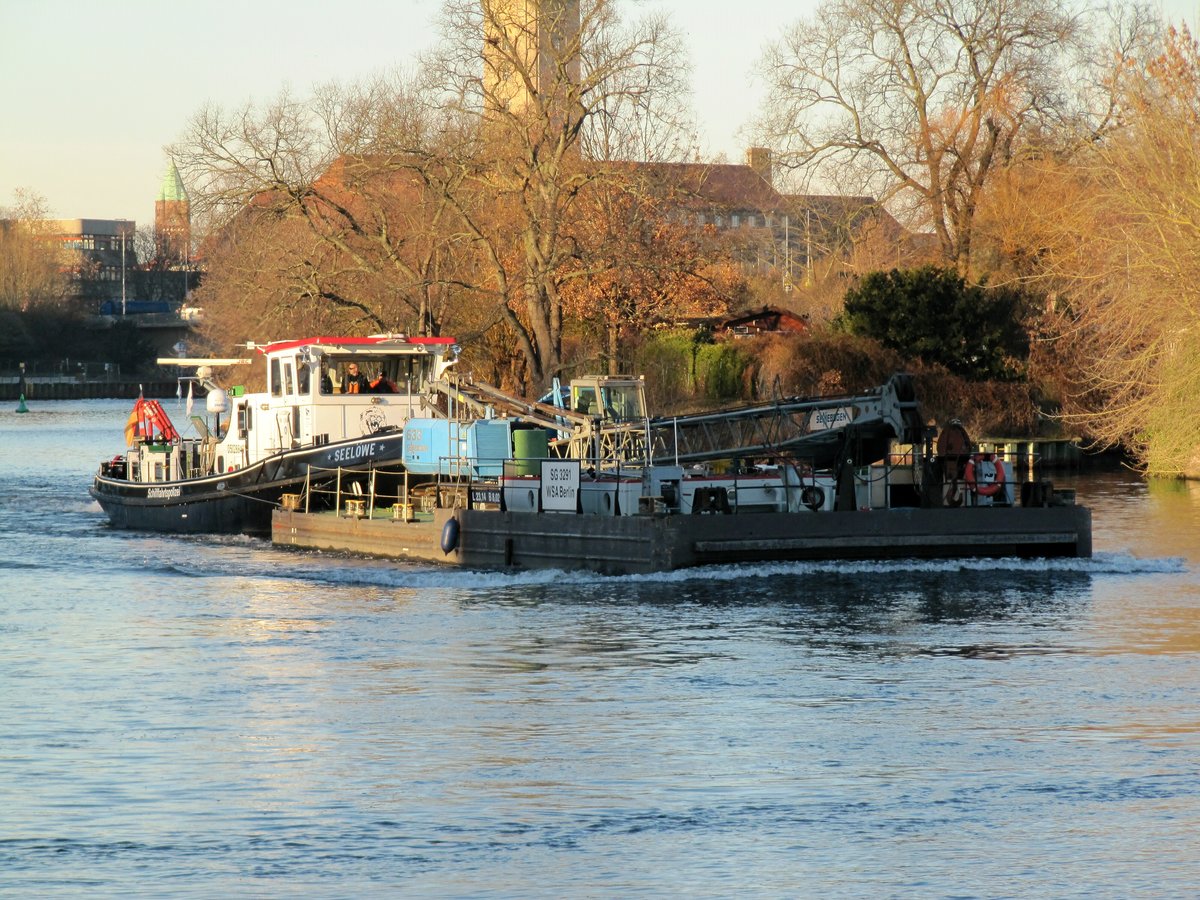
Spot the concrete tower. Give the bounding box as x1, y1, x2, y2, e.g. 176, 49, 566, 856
154, 161, 190, 264
483, 0, 580, 118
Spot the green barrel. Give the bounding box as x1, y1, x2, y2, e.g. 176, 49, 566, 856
512, 429, 549, 476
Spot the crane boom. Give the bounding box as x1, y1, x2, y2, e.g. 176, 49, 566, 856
433, 372, 925, 470
646, 374, 924, 468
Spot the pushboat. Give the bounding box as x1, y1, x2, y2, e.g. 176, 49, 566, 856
90, 335, 459, 534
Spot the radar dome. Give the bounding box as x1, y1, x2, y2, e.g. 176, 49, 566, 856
206, 388, 229, 414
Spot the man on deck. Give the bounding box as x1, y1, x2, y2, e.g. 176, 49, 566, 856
341, 363, 370, 394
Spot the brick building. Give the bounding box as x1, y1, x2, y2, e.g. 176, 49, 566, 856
638, 148, 907, 288
154, 161, 191, 264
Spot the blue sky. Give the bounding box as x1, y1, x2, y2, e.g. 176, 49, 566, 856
2, 0, 1196, 230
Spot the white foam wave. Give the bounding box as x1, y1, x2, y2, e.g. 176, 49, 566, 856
157, 548, 1189, 591
1082, 551, 1190, 575
160, 554, 579, 591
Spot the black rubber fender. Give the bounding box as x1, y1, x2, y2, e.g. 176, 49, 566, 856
440, 516, 460, 554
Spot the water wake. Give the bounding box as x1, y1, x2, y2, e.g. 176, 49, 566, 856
149, 549, 1187, 592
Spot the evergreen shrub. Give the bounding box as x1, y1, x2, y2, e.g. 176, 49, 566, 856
837, 265, 1029, 382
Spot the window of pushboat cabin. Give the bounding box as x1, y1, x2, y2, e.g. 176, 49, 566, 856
270, 358, 282, 397
335, 356, 430, 392
387, 355, 432, 390
283, 362, 295, 395
295, 355, 310, 394
236, 403, 250, 439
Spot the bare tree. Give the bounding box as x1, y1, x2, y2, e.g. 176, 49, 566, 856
414, 0, 695, 389
579, 11, 697, 163
127, 224, 195, 304
173, 72, 473, 341
755, 0, 1152, 271
173, 1, 693, 388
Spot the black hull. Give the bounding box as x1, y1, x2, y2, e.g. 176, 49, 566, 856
272, 503, 1093, 574
90, 431, 407, 536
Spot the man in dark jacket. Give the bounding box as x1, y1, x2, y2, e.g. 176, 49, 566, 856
341, 363, 371, 394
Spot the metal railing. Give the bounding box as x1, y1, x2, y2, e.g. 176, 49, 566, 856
288, 452, 843, 520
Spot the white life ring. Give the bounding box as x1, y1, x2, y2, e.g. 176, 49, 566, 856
964, 453, 1006, 498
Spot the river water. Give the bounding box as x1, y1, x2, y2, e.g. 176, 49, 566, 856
2, 400, 1198, 897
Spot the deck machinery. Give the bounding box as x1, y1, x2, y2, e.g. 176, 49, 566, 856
433, 371, 928, 512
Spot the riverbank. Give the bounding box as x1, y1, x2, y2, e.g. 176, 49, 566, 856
0, 376, 177, 401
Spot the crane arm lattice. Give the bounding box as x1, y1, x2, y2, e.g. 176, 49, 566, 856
432, 375, 583, 435
433, 372, 924, 470
646, 374, 924, 468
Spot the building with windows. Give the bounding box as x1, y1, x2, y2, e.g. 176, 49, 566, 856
35, 163, 195, 312
42, 218, 138, 308
637, 148, 911, 288
481, 2, 919, 290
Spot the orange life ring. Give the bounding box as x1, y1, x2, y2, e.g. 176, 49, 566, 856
964, 452, 1006, 498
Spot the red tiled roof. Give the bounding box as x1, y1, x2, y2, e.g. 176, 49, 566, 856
631, 162, 783, 212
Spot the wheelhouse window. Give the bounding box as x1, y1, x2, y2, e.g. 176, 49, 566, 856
334, 355, 431, 394
270, 358, 282, 397
296, 355, 310, 395
392, 355, 431, 389
319, 361, 337, 394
